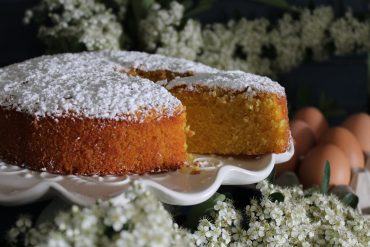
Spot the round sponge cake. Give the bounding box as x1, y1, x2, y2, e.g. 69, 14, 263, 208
0, 52, 208, 175
0, 51, 290, 175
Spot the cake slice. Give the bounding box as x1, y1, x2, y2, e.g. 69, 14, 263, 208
165, 71, 289, 155
111, 52, 290, 155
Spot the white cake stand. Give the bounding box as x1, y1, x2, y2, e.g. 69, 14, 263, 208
0, 142, 294, 206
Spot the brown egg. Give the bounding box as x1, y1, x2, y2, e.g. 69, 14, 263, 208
319, 127, 364, 169
295, 107, 328, 141
276, 120, 316, 177
289, 120, 316, 157
342, 113, 370, 152
298, 144, 351, 188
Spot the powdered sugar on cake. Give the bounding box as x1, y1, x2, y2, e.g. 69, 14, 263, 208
166, 70, 286, 96
0, 52, 284, 121
0, 53, 183, 122
103, 51, 218, 74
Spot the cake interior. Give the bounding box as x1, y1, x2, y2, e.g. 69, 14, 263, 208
126, 69, 289, 155
126, 68, 193, 82
172, 87, 289, 155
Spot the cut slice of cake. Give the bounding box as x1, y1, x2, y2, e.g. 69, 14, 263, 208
165, 71, 289, 155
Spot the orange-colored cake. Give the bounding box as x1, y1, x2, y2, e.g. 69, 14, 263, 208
165, 71, 289, 155
0, 52, 215, 175
0, 51, 289, 175
0, 107, 187, 175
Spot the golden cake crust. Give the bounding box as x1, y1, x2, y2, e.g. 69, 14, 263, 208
0, 107, 187, 175
0, 52, 200, 175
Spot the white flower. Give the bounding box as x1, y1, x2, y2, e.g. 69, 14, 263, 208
198, 21, 239, 70
42, 233, 70, 247
8, 182, 195, 247
26, 0, 123, 52
15, 215, 32, 228
300, 7, 334, 60
139, 2, 370, 78
8, 180, 370, 246
244, 181, 370, 246
140, 1, 203, 60
330, 10, 370, 55
104, 207, 128, 231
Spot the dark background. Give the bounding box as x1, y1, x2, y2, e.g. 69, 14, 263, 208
0, 0, 42, 67
1, 0, 369, 67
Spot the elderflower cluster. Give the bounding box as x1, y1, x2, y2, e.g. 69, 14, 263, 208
140, 1, 203, 61
139, 2, 370, 77
192, 180, 370, 247
300, 7, 334, 61
24, 0, 122, 52
257, 181, 370, 246
192, 199, 247, 246
7, 180, 370, 246
330, 11, 370, 55
198, 21, 241, 71
7, 182, 194, 247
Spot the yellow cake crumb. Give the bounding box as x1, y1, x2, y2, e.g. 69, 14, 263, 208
170, 87, 289, 155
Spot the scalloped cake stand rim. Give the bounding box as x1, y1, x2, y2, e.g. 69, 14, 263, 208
0, 142, 294, 206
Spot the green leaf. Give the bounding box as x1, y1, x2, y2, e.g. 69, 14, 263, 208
269, 192, 285, 203
184, 0, 216, 19
267, 167, 276, 184
341, 193, 359, 209
251, 0, 293, 11
320, 161, 330, 195
184, 192, 226, 230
